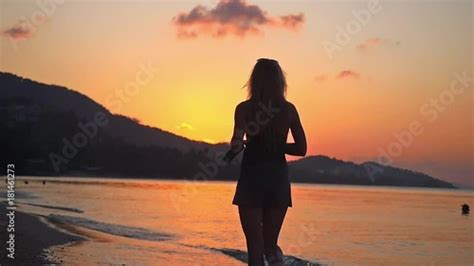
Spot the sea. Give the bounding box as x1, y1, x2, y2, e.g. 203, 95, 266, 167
9, 177, 474, 265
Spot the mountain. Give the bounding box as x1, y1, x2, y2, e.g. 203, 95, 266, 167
289, 156, 456, 188
0, 72, 225, 152
0, 72, 456, 189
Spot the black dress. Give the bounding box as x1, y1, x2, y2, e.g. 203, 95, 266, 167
232, 115, 292, 208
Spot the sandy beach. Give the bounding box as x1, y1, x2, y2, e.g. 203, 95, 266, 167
0, 203, 84, 264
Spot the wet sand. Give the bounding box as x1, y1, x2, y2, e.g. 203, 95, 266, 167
0, 203, 84, 264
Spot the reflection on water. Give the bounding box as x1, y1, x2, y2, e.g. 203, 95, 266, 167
14, 177, 474, 265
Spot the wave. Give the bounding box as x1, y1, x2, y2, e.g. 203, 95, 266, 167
212, 248, 323, 266
48, 214, 174, 242
19, 202, 84, 213
13, 191, 39, 199
180, 244, 323, 265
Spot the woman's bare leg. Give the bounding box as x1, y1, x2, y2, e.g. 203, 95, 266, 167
238, 206, 265, 266
262, 207, 288, 259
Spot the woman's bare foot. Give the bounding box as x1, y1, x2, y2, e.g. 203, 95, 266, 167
264, 246, 284, 266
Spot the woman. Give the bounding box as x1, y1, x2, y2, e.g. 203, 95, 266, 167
229, 58, 307, 266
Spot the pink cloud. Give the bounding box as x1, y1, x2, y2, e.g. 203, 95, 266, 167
278, 14, 305, 29
2, 25, 33, 40
336, 70, 360, 79
357, 37, 400, 52
172, 0, 304, 39
314, 70, 364, 83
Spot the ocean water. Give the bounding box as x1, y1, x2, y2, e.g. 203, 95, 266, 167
12, 177, 474, 265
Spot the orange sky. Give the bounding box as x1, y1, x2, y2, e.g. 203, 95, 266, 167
1, 0, 472, 185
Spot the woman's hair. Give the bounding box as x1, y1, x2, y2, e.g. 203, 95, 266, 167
244, 59, 288, 151
246, 58, 287, 103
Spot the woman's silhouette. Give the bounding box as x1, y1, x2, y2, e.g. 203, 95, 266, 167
229, 58, 307, 266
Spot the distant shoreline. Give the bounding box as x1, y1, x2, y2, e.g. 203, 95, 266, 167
5, 174, 467, 190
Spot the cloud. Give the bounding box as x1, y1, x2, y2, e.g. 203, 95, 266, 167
2, 24, 33, 40
314, 70, 363, 83
357, 37, 400, 52
336, 70, 360, 79
314, 74, 327, 82
176, 122, 195, 131
172, 0, 304, 39
279, 14, 305, 29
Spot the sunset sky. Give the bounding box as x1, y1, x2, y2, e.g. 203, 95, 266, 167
1, 0, 472, 186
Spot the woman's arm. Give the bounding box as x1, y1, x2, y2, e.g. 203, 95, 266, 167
285, 104, 307, 156
230, 103, 246, 152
